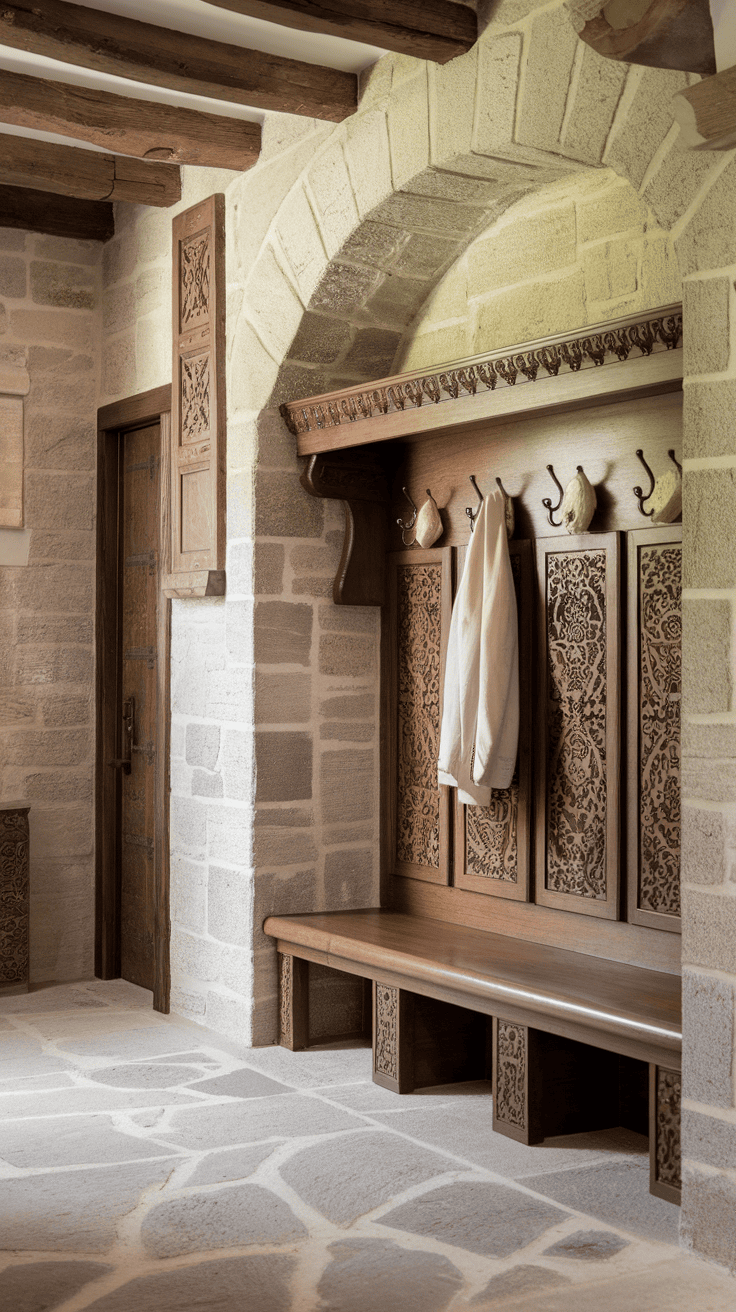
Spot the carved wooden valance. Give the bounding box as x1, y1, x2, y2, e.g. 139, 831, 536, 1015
283, 305, 682, 457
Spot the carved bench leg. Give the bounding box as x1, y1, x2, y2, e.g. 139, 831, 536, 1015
493, 1019, 544, 1144
278, 953, 309, 1051
650, 1064, 681, 1204
373, 983, 489, 1095
373, 982, 415, 1093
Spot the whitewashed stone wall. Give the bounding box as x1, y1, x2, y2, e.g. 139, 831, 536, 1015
0, 227, 101, 983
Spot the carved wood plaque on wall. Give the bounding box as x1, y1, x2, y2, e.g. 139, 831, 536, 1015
455, 540, 533, 901
535, 533, 621, 920
628, 527, 682, 933
169, 194, 226, 596
389, 548, 452, 886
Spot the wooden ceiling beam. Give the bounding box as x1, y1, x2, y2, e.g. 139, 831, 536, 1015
0, 69, 261, 170
0, 182, 113, 240
199, 0, 477, 64
0, 0, 356, 121
673, 66, 736, 151
0, 135, 181, 206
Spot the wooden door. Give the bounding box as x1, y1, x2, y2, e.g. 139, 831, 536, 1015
118, 423, 161, 989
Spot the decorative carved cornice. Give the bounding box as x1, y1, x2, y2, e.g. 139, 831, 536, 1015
281, 306, 682, 438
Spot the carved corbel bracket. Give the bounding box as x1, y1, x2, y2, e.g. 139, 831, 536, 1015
301, 452, 390, 606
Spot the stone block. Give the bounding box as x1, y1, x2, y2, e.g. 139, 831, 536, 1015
28, 530, 94, 561
320, 722, 375, 742
474, 271, 586, 353
103, 234, 136, 287
682, 969, 734, 1106
640, 236, 682, 308
103, 282, 135, 334
682, 888, 736, 974
26, 346, 95, 412
342, 327, 401, 376
31, 261, 96, 310
583, 239, 638, 304
23, 472, 94, 531
10, 308, 95, 351
430, 46, 477, 165
475, 32, 523, 157
186, 723, 220, 770
204, 990, 253, 1046
372, 192, 487, 240
254, 601, 312, 666
0, 254, 27, 298
221, 727, 255, 802
169, 856, 207, 935
307, 145, 360, 259
682, 278, 730, 376
255, 731, 313, 802
682, 806, 726, 886
30, 804, 92, 858
683, 723, 736, 759
683, 470, 736, 589
682, 598, 732, 713
0, 228, 26, 251
323, 846, 376, 908
516, 10, 578, 153
255, 469, 323, 538
3, 728, 90, 766
34, 235, 99, 265
192, 769, 223, 798
269, 362, 333, 409
681, 758, 736, 804
20, 769, 91, 803
606, 68, 689, 191
275, 185, 328, 307
319, 634, 377, 677
400, 323, 471, 372
228, 317, 279, 415
292, 543, 339, 574
562, 46, 628, 165
388, 72, 429, 189
469, 204, 576, 291
16, 614, 92, 646
288, 312, 352, 366
291, 576, 333, 598
341, 220, 408, 271
255, 671, 310, 725
136, 266, 166, 317
320, 749, 375, 824
577, 183, 649, 245
244, 247, 304, 361
136, 318, 169, 393
39, 695, 91, 727
205, 803, 253, 867
208, 864, 252, 946
170, 794, 208, 857
684, 379, 736, 459
310, 261, 382, 317
645, 140, 720, 236
24, 413, 95, 471
681, 1163, 736, 1270
102, 333, 136, 400
254, 817, 317, 870
369, 273, 426, 330
15, 646, 92, 686
252, 865, 317, 948
224, 598, 254, 664
676, 156, 736, 277
320, 693, 375, 719
345, 108, 393, 220
169, 984, 207, 1021
227, 468, 255, 541
4, 560, 95, 615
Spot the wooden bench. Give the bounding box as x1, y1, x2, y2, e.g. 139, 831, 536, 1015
264, 909, 682, 1204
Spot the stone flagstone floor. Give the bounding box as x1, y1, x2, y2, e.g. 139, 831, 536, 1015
1, 979, 734, 1311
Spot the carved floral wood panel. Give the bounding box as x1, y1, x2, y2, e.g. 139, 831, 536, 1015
374, 983, 399, 1081
495, 1021, 527, 1129
180, 231, 210, 328
278, 953, 293, 1048
0, 806, 29, 988
396, 562, 443, 871
655, 1066, 681, 1192
638, 540, 681, 919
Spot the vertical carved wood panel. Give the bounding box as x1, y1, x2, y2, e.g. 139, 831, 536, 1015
0, 804, 29, 991
536, 533, 621, 920
170, 194, 225, 588
650, 1064, 681, 1203
495, 1020, 527, 1129
372, 981, 414, 1093
389, 549, 451, 885
278, 953, 309, 1051
455, 541, 532, 901
628, 528, 682, 932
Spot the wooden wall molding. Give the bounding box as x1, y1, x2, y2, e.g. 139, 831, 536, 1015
282, 305, 683, 455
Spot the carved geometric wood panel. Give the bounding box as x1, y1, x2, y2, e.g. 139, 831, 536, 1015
455, 540, 533, 901
389, 548, 452, 886
0, 804, 30, 991
628, 527, 682, 933
170, 194, 225, 582
535, 533, 621, 919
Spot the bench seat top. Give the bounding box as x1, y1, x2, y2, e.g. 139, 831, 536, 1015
264, 909, 682, 1063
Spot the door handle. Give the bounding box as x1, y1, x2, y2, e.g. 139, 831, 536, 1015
107, 696, 135, 774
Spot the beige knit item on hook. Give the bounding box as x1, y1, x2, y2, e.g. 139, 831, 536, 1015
415, 492, 443, 548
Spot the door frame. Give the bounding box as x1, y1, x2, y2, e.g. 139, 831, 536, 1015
95, 384, 172, 1012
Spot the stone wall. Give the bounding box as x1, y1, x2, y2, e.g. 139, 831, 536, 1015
0, 227, 101, 983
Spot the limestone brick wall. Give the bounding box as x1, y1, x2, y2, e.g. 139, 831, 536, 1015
0, 227, 101, 983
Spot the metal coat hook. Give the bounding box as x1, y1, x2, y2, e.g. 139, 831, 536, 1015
542, 464, 565, 527
466, 475, 484, 533
669, 449, 683, 475
396, 486, 418, 546
633, 449, 656, 517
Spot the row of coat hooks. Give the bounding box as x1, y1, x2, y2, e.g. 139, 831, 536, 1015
397, 448, 682, 546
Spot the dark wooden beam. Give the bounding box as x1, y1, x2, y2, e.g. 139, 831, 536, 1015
200, 0, 477, 64
0, 69, 261, 170
0, 135, 181, 206
0, 182, 114, 240
0, 0, 356, 121
578, 0, 715, 76
673, 66, 736, 151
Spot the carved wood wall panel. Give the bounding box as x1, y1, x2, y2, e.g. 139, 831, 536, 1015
0, 804, 29, 991
168, 193, 226, 599
536, 533, 621, 920
455, 541, 532, 901
628, 528, 682, 932
389, 549, 452, 886
495, 1020, 527, 1129
650, 1064, 681, 1203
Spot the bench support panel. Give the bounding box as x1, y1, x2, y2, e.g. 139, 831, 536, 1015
279, 953, 309, 1051
373, 981, 489, 1094
650, 1064, 682, 1204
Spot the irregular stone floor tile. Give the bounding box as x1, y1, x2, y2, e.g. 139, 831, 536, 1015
0, 1087, 197, 1120
187, 1067, 290, 1098
0, 1073, 76, 1092
321, 1079, 490, 1115
542, 1228, 630, 1260
82, 1254, 296, 1312
187, 1142, 277, 1187
237, 1042, 373, 1088
0, 1260, 112, 1311
1, 1112, 187, 1167
87, 1064, 209, 1088
146, 1052, 221, 1065
487, 1255, 736, 1312
55, 1026, 207, 1060
0, 1161, 180, 1252
281, 1129, 454, 1224
318, 1239, 463, 1312
378, 1182, 567, 1258
472, 1263, 571, 1304
142, 1181, 307, 1257
0, 986, 108, 1013
522, 1160, 680, 1244
159, 1092, 362, 1150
